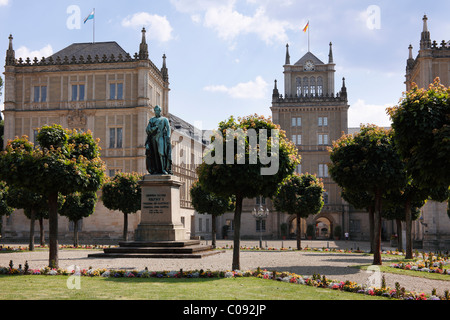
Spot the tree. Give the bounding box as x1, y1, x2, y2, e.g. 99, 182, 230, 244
0, 76, 3, 150
60, 191, 98, 246
0, 181, 14, 238
5, 186, 50, 250
0, 126, 105, 268
387, 78, 449, 192
101, 172, 142, 241
197, 114, 300, 270
190, 180, 234, 248
273, 173, 324, 250
328, 125, 406, 265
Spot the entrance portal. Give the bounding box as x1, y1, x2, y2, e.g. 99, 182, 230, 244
315, 217, 332, 240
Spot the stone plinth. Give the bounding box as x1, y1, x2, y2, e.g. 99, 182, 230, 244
134, 174, 186, 241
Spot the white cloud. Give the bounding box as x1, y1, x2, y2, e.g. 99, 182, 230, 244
348, 99, 392, 128
0, 0, 8, 6
16, 45, 53, 59
122, 12, 173, 43
172, 0, 293, 45
204, 76, 268, 99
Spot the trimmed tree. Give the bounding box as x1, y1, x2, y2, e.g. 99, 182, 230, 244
273, 173, 324, 250
197, 115, 300, 270
0, 181, 14, 238
101, 172, 142, 241
328, 125, 406, 265
60, 191, 98, 246
0, 126, 105, 268
190, 180, 234, 248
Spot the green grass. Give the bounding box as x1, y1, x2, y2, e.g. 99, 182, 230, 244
0, 276, 387, 300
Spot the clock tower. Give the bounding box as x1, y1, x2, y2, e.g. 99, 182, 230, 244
271, 42, 350, 240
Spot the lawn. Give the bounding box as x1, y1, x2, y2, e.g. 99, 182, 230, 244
0, 275, 387, 300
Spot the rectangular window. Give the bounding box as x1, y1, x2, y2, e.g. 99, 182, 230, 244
318, 134, 328, 145
256, 220, 266, 232
296, 164, 302, 174
34, 86, 47, 102
297, 117, 302, 126
198, 218, 203, 232
318, 164, 329, 178
291, 135, 296, 145
318, 117, 328, 127
297, 135, 302, 145
72, 84, 85, 101
110, 83, 124, 100
109, 128, 123, 149
292, 118, 296, 127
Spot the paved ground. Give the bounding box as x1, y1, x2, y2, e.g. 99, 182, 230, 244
1, 240, 449, 297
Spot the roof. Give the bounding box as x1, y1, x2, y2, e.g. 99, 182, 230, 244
294, 51, 324, 66
169, 113, 203, 143
48, 41, 129, 60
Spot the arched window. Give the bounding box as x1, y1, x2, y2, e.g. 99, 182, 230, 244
310, 77, 316, 96
317, 77, 323, 96
296, 77, 302, 96
303, 77, 309, 96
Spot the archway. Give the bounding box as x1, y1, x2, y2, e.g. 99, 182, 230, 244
287, 216, 306, 239
314, 217, 332, 240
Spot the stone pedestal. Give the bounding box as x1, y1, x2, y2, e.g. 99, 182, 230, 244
134, 174, 186, 241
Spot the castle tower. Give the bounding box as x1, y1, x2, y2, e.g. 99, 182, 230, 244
271, 42, 350, 239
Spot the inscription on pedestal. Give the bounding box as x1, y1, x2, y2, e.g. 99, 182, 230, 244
143, 193, 169, 214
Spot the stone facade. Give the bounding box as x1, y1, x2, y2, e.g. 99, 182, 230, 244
405, 15, 450, 251
1, 29, 202, 242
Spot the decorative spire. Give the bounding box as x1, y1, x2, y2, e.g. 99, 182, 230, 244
340, 77, 347, 99
139, 27, 149, 60
420, 15, 431, 50
285, 44, 290, 65
6, 34, 15, 66
161, 54, 168, 82
272, 79, 279, 100
328, 42, 334, 64
408, 44, 413, 59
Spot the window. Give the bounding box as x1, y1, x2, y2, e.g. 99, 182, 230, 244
206, 218, 210, 233
33, 86, 47, 102
226, 219, 234, 231
318, 117, 328, 127
292, 135, 301, 145
350, 219, 361, 233
323, 192, 329, 205
109, 128, 123, 148
255, 196, 266, 205
310, 77, 316, 96
71, 84, 85, 101
110, 83, 123, 100
198, 218, 203, 232
296, 77, 302, 96
68, 220, 82, 232
317, 77, 323, 96
291, 117, 301, 127
256, 219, 266, 232
303, 77, 309, 96
318, 164, 329, 178
296, 164, 302, 174
292, 135, 296, 145
318, 134, 328, 145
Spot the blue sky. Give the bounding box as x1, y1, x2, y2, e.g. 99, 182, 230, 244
1, 0, 449, 130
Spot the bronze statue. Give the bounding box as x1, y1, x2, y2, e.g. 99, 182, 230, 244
145, 105, 172, 175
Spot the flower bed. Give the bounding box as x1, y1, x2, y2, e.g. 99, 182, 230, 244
1, 261, 449, 300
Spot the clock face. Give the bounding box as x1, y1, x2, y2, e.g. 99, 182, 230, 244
304, 60, 315, 71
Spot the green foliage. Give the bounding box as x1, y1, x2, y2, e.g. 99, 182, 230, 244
101, 172, 142, 215
37, 125, 69, 152
5, 186, 49, 218
0, 181, 14, 217
59, 191, 98, 222
190, 180, 233, 216
388, 78, 450, 191
273, 173, 324, 218
197, 114, 300, 199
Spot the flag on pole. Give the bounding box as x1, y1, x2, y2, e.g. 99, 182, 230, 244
84, 10, 95, 24
303, 21, 309, 33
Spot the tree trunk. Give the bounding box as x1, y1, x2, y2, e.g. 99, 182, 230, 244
396, 218, 402, 251
404, 198, 413, 259
73, 219, 79, 247
39, 217, 45, 246
368, 206, 374, 253
123, 212, 128, 241
296, 213, 302, 250
232, 194, 243, 271
372, 190, 382, 265
211, 214, 217, 249
28, 209, 36, 251
48, 192, 59, 269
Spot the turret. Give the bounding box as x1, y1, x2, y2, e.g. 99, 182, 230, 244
5, 34, 15, 66
328, 42, 334, 64
139, 27, 149, 60
285, 44, 290, 65
420, 15, 431, 50
161, 54, 169, 83
272, 79, 279, 101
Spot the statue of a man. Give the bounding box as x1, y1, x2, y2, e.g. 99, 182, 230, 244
145, 105, 172, 175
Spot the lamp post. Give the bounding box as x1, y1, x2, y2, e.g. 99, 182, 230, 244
252, 205, 269, 249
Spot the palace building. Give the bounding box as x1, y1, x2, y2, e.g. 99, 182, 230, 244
1, 29, 203, 242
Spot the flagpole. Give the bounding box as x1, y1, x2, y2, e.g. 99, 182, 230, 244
308, 21, 310, 52
93, 8, 95, 43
